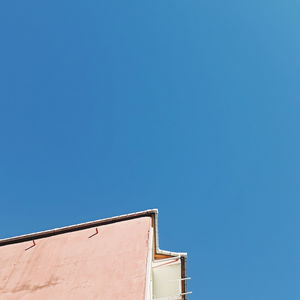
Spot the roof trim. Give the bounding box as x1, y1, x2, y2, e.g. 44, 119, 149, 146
0, 209, 153, 245
0, 209, 186, 256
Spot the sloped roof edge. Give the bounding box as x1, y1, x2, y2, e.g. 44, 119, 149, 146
0, 209, 186, 257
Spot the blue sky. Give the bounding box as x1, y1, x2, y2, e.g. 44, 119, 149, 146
0, 1, 299, 299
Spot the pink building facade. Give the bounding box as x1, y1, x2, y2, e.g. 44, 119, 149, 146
0, 209, 189, 299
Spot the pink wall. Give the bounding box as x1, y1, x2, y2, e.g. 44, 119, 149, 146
0, 217, 151, 300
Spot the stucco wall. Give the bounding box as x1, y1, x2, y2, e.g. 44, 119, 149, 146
0, 217, 151, 300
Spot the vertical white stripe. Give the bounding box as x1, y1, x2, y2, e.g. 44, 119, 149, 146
144, 227, 153, 300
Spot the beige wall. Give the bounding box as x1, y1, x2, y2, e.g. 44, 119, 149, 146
152, 257, 182, 300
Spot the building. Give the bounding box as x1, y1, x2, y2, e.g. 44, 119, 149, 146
0, 209, 190, 299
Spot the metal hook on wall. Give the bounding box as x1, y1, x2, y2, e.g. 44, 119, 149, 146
25, 240, 36, 251
88, 228, 99, 238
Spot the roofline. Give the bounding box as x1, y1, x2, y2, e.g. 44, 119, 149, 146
0, 209, 186, 257
0, 209, 154, 245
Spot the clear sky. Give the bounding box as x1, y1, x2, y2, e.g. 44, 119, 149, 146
0, 1, 299, 299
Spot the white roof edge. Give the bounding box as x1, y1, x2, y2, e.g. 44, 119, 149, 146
0, 208, 186, 258
151, 209, 187, 258
0, 209, 157, 244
